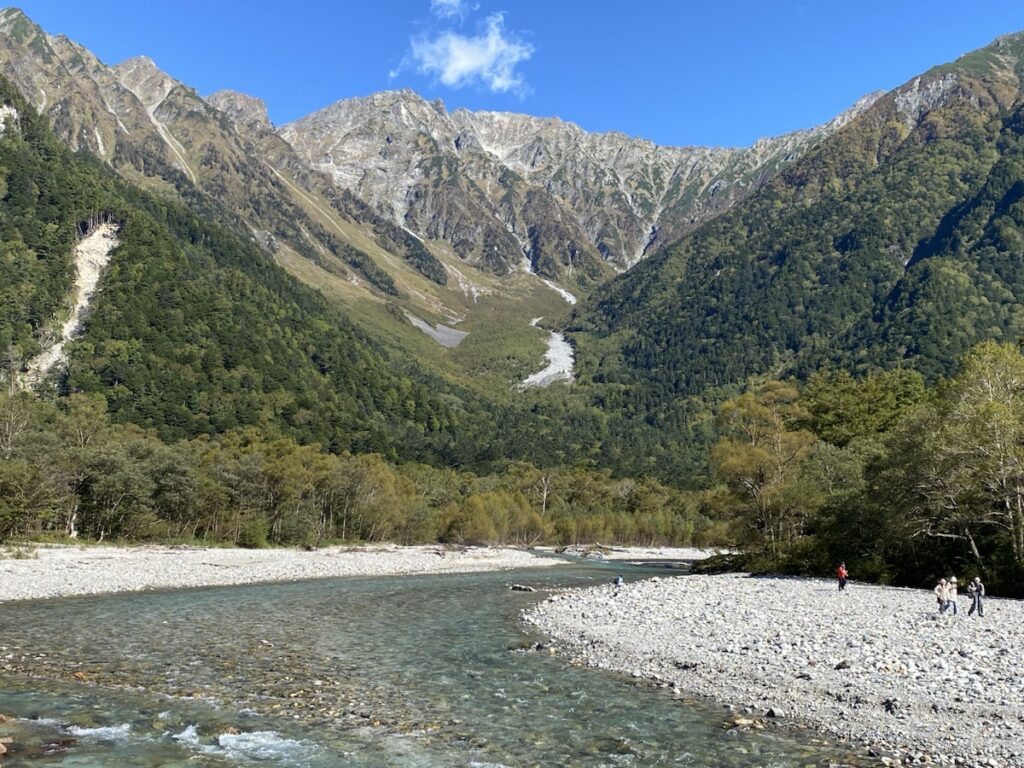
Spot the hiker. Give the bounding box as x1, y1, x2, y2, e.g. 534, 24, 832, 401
934, 578, 948, 612
836, 562, 848, 591
613, 575, 624, 587
967, 576, 985, 617
946, 576, 959, 615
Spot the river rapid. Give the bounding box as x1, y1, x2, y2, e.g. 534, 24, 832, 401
0, 563, 865, 767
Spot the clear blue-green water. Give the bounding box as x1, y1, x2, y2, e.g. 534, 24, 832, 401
0, 563, 861, 766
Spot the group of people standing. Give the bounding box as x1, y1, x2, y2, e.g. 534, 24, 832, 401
835, 562, 986, 617
935, 576, 985, 617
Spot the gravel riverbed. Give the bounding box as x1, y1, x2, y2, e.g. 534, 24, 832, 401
524, 573, 1024, 768
0, 544, 557, 603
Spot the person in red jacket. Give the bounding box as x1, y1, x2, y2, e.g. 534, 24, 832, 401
836, 562, 849, 591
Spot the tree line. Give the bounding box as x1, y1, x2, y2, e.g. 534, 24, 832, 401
708, 341, 1024, 596
0, 388, 714, 549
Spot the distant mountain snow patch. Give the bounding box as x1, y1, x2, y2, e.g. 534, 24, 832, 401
404, 311, 469, 348
520, 250, 577, 305
540, 278, 577, 305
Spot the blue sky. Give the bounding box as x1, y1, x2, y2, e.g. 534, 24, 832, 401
13, 1, 1024, 147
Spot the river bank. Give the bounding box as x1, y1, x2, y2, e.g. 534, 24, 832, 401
524, 573, 1024, 768
0, 543, 558, 603
0, 564, 869, 768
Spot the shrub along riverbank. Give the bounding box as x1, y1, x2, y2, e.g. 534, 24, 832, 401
0, 390, 714, 549
706, 341, 1024, 597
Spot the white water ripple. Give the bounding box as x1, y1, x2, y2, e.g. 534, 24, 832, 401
173, 724, 320, 762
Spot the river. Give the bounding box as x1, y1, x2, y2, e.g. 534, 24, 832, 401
0, 563, 864, 766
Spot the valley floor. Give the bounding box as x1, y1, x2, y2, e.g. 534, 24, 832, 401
525, 573, 1024, 768
0, 544, 558, 603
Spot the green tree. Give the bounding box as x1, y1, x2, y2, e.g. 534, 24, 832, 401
711, 381, 821, 560
897, 342, 1024, 568
802, 368, 926, 447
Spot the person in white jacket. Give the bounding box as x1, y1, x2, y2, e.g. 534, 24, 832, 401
945, 576, 959, 615
934, 579, 948, 613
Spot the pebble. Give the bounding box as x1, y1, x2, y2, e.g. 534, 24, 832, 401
0, 545, 559, 603
524, 573, 1024, 767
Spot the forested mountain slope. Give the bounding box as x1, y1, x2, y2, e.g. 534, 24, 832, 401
0, 5, 890, 409
0, 7, 447, 298
0, 8, 608, 395
571, 32, 1024, 400
0, 73, 470, 459
1, 70, 666, 477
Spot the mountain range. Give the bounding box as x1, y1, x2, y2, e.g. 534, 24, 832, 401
4, 5, 1024, 483
280, 88, 879, 277
0, 6, 870, 295
573, 31, 1024, 408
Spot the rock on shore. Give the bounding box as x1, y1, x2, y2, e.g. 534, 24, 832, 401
524, 574, 1024, 767
0, 544, 557, 603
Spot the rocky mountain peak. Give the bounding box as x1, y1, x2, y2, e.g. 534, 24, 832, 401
832, 91, 887, 125
281, 85, 876, 269
0, 7, 41, 38
928, 28, 1024, 101
0, 7, 56, 89
296, 88, 451, 138
207, 89, 274, 134
112, 55, 178, 109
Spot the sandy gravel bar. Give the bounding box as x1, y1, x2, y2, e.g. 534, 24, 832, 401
590, 546, 724, 560
525, 573, 1024, 768
0, 544, 559, 603
534, 545, 723, 561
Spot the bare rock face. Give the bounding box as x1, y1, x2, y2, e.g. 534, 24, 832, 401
281, 89, 883, 271
112, 56, 177, 112
0, 10, 195, 175
280, 90, 609, 282
893, 74, 960, 126
0, 10, 145, 161
207, 89, 275, 135
281, 90, 448, 224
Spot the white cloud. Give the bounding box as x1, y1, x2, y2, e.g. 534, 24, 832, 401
430, 0, 475, 20
409, 13, 533, 95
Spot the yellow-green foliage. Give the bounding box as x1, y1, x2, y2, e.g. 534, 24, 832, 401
0, 391, 712, 548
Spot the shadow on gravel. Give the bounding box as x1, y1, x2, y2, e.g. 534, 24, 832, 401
690, 553, 748, 574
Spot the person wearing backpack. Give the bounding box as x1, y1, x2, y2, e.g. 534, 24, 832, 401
836, 562, 848, 591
